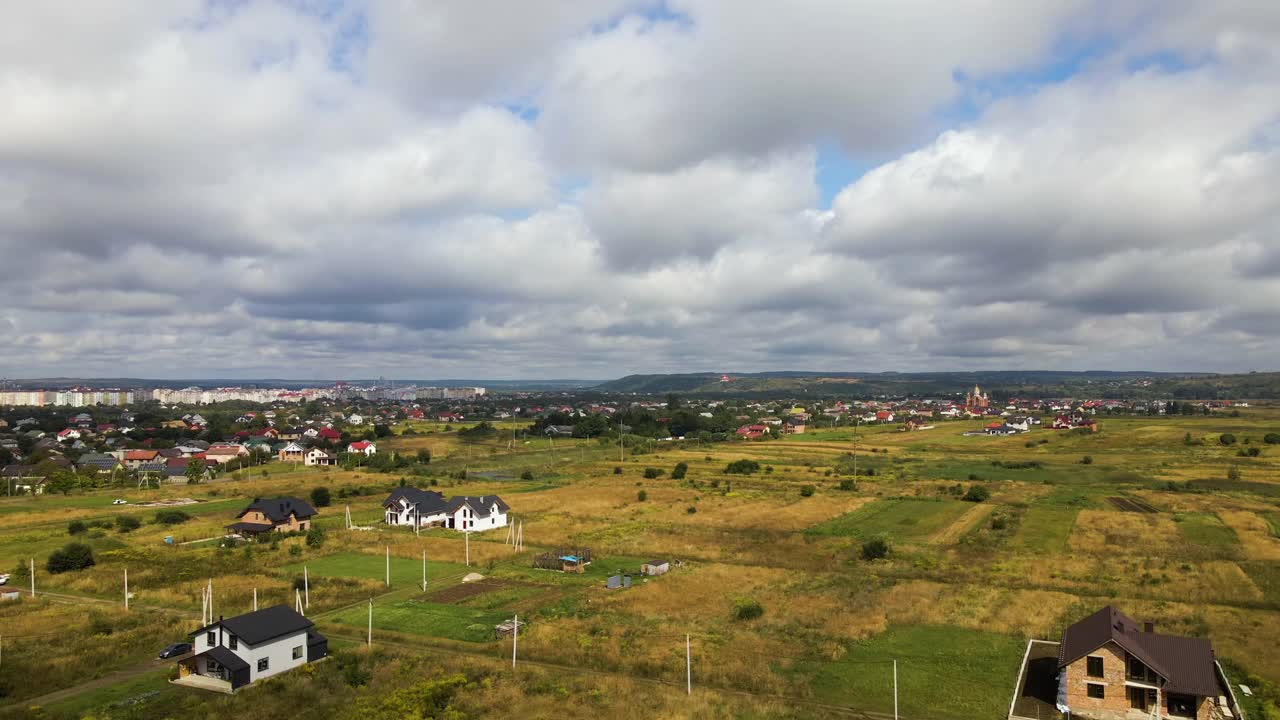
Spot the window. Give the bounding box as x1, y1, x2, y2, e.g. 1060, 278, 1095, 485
229, 636, 237, 650
1087, 684, 1105, 700
207, 631, 217, 646
257, 658, 270, 672
292, 645, 303, 660
1087, 656, 1104, 678
1168, 694, 1197, 717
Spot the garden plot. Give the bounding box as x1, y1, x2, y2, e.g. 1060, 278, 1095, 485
806, 498, 972, 541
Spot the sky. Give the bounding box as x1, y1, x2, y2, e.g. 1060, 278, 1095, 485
2, 1, 1280, 380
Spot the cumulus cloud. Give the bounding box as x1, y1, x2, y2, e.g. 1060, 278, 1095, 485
1, 1, 1280, 378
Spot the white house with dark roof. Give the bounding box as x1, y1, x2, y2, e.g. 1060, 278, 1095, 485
175, 605, 327, 692
381, 488, 508, 532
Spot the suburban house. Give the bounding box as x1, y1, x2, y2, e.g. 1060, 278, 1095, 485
736, 424, 768, 439
304, 448, 337, 467
123, 449, 160, 469
56, 428, 81, 441
1, 465, 46, 494
543, 425, 575, 436
277, 442, 306, 463
985, 422, 1020, 435
205, 444, 248, 465
226, 497, 318, 536
176, 605, 327, 692
77, 453, 122, 473
1057, 606, 1229, 720
347, 441, 376, 456
381, 488, 509, 532
1054, 415, 1100, 432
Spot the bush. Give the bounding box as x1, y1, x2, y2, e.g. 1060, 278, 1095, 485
115, 515, 142, 533
962, 485, 991, 503
67, 520, 87, 535
637, 490, 647, 502
1227, 466, 1242, 481
643, 467, 664, 479
800, 485, 816, 497
1264, 433, 1280, 445
671, 462, 688, 480
686, 505, 697, 514
154, 509, 191, 525
1220, 433, 1237, 446
613, 466, 623, 475
47, 542, 95, 573
1080, 455, 1093, 465
861, 538, 889, 561
733, 598, 764, 621
990, 514, 1008, 531
520, 470, 534, 481
838, 478, 856, 491
310, 487, 332, 508
306, 527, 325, 548
725, 459, 761, 475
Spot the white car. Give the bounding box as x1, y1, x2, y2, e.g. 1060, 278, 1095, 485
0, 573, 10, 585
112, 499, 127, 505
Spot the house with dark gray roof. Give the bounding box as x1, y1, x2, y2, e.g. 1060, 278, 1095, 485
226, 497, 317, 536
176, 605, 326, 692
76, 453, 121, 473
443, 495, 509, 533
1057, 605, 1229, 720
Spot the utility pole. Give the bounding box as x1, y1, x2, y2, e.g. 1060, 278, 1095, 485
367, 598, 372, 647
512, 613, 518, 669
29, 558, 34, 598
124, 567, 129, 610
686, 633, 692, 695
385, 546, 390, 587
465, 532, 470, 567
893, 659, 899, 720
253, 587, 258, 612
422, 550, 426, 591
304, 565, 309, 608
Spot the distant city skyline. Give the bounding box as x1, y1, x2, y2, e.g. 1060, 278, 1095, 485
3, 3, 1279, 377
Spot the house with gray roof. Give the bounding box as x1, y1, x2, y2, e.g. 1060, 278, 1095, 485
177, 605, 326, 692
381, 488, 508, 533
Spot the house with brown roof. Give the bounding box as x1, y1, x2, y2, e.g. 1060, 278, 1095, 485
124, 449, 160, 469
1057, 606, 1230, 720
226, 497, 317, 536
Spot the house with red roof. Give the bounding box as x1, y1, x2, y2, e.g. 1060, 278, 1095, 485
347, 441, 377, 456
735, 424, 768, 439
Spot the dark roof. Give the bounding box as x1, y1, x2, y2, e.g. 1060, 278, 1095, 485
236, 496, 317, 522
193, 605, 313, 646
383, 487, 448, 513
77, 453, 119, 469
1, 465, 42, 478
195, 644, 249, 671
226, 521, 274, 534
444, 495, 509, 518
1059, 606, 1219, 697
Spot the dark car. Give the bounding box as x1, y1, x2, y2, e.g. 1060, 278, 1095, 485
158, 642, 192, 659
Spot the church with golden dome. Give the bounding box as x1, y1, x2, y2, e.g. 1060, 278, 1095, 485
965, 384, 990, 413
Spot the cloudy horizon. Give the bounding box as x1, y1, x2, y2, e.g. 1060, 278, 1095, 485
3, 2, 1279, 380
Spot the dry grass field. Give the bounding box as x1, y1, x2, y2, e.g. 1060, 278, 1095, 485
1, 410, 1279, 718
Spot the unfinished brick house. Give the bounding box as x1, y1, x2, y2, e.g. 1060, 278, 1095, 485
1058, 606, 1230, 720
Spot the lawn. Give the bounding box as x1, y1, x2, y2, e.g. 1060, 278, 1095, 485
806, 625, 1026, 720
805, 499, 972, 541
1011, 506, 1079, 553
327, 597, 510, 642
283, 551, 465, 587
1176, 513, 1240, 547
39, 668, 176, 719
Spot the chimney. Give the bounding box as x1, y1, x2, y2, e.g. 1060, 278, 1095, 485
1143, 622, 1154, 633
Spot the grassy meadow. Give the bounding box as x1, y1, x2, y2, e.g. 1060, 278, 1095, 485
1, 410, 1279, 718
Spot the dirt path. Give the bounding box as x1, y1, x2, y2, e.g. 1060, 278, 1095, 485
929, 503, 995, 545
1, 656, 172, 711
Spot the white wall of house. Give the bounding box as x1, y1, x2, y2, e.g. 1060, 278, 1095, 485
450, 503, 507, 532
192, 625, 309, 683
383, 500, 447, 527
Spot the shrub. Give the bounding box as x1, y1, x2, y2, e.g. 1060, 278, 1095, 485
613, 466, 623, 475
637, 490, 647, 502
115, 515, 142, 533
154, 509, 191, 525
1220, 433, 1237, 446
838, 478, 856, 491
47, 542, 95, 573
733, 598, 764, 621
1264, 433, 1280, 445
671, 462, 688, 480
310, 487, 332, 508
725, 459, 761, 475
990, 514, 1008, 531
306, 527, 325, 548
1080, 455, 1093, 465
861, 538, 889, 561
967, 473, 981, 481
520, 470, 534, 481
800, 485, 816, 497
1227, 466, 1242, 481
686, 505, 697, 514
67, 520, 87, 535
962, 485, 991, 503
643, 467, 664, 479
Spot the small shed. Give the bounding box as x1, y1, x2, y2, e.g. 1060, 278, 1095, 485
606, 574, 632, 589
494, 618, 526, 639
640, 560, 670, 576
0, 587, 21, 602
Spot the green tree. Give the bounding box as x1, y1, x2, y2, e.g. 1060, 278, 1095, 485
643, 467, 664, 479
1264, 433, 1280, 445
637, 489, 647, 502
861, 538, 890, 560
800, 484, 816, 497
416, 449, 432, 464
733, 598, 764, 621
185, 458, 206, 484
962, 485, 991, 502
67, 519, 87, 535
670, 462, 688, 480
47, 542, 95, 573
1220, 433, 1238, 446
310, 486, 332, 508
306, 527, 326, 548
115, 515, 141, 533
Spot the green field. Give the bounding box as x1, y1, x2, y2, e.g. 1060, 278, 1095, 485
807, 625, 1026, 720
283, 551, 465, 587
1176, 513, 1240, 547
329, 597, 510, 642
806, 498, 972, 540
1011, 506, 1079, 552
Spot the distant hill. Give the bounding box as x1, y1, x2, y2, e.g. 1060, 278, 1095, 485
595, 370, 1280, 399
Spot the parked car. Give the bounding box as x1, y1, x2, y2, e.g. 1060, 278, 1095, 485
0, 573, 10, 585
112, 499, 128, 505
158, 642, 191, 659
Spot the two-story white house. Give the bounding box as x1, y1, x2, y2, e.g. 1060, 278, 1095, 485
381, 488, 508, 533
175, 605, 327, 692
